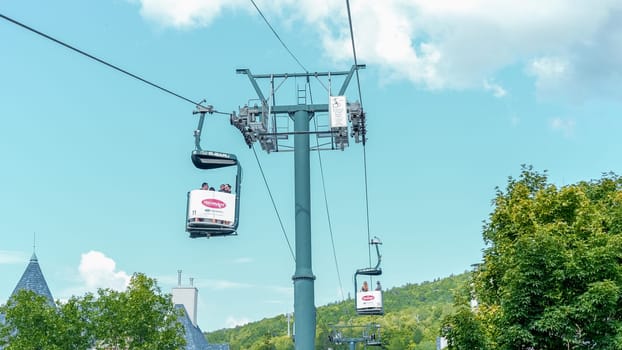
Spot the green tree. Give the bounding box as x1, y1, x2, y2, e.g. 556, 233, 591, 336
271, 335, 294, 350
56, 294, 96, 349
0, 290, 62, 349
249, 333, 276, 350
0, 291, 95, 349
91, 273, 186, 349
440, 278, 490, 350
0, 273, 185, 350
441, 304, 488, 350
447, 166, 622, 349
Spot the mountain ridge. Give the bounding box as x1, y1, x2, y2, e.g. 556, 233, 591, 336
205, 272, 469, 349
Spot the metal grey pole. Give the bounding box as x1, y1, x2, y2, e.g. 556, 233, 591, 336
292, 109, 316, 349
233, 66, 364, 350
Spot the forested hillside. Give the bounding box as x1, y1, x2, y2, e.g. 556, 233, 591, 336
206, 273, 469, 349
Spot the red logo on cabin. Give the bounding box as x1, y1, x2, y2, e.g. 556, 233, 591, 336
362, 295, 375, 301
202, 199, 226, 209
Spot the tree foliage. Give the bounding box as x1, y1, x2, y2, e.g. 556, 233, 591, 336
0, 273, 185, 350
440, 283, 488, 350
443, 166, 622, 349
207, 274, 467, 349
90, 273, 186, 349
0, 290, 68, 350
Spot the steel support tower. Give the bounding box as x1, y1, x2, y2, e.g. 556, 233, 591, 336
233, 65, 366, 350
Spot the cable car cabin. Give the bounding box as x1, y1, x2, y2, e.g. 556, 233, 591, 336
328, 323, 382, 347
186, 150, 242, 238
355, 267, 384, 316
354, 237, 384, 315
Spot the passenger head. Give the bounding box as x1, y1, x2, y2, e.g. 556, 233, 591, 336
201, 182, 209, 190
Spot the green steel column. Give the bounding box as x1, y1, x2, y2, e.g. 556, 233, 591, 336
292, 109, 316, 349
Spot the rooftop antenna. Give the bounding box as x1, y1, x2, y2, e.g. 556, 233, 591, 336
32, 232, 37, 257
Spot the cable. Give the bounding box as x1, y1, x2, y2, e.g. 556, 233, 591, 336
2, 10, 348, 272
361, 144, 372, 267
345, 0, 372, 268
345, 0, 364, 108
0, 13, 204, 108
308, 78, 346, 301
249, 0, 308, 73
252, 145, 296, 262
5, 11, 300, 265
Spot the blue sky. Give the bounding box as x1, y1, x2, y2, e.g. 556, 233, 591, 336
1, 0, 622, 332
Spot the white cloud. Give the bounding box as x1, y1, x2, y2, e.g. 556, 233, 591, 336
233, 257, 253, 264
192, 279, 292, 292
79, 251, 130, 291
483, 80, 507, 98
225, 315, 250, 328
529, 57, 570, 80
268, 285, 293, 296
323, 0, 622, 94
128, 0, 622, 99
0, 250, 27, 264
527, 57, 574, 96
207, 279, 253, 290
128, 0, 247, 28
550, 117, 576, 137
154, 274, 257, 290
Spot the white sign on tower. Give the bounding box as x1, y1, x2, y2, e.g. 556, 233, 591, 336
329, 95, 348, 128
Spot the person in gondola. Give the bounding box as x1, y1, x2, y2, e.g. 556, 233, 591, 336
198, 182, 216, 222
218, 183, 233, 225
361, 281, 369, 292
218, 183, 232, 193
196, 183, 210, 222
375, 281, 382, 291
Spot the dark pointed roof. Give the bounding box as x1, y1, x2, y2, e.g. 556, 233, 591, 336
10, 253, 54, 306
175, 304, 229, 350
176, 304, 211, 350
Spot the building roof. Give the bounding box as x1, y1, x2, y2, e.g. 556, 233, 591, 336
1, 253, 54, 350
10, 253, 54, 306
175, 304, 229, 350
176, 304, 210, 350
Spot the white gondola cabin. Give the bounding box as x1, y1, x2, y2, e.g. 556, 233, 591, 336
186, 150, 242, 238
355, 268, 384, 316
354, 237, 384, 315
